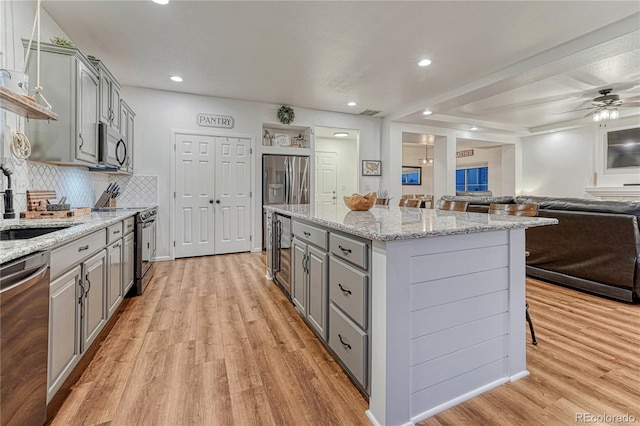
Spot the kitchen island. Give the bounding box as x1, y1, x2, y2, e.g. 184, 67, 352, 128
264, 204, 557, 426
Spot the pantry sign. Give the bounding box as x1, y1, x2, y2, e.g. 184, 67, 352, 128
197, 113, 235, 129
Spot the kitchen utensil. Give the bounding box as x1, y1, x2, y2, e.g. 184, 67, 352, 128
26, 190, 56, 211
46, 203, 70, 211
21, 207, 91, 219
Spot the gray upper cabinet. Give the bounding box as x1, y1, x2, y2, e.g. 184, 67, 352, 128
24, 41, 100, 166
119, 100, 135, 173
91, 58, 122, 133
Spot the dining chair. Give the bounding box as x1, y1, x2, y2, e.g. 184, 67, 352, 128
437, 200, 469, 212
403, 199, 421, 208
489, 202, 540, 345
376, 198, 390, 206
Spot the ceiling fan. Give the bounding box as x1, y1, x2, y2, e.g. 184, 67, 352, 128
554, 88, 640, 120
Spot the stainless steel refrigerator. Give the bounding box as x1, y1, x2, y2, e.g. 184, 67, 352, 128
262, 154, 310, 249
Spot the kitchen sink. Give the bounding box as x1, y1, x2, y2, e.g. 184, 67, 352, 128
0, 226, 70, 241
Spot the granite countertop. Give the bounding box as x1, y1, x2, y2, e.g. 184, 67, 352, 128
265, 204, 558, 241
0, 211, 138, 264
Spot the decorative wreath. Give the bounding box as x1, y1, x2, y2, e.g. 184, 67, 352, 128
277, 105, 295, 125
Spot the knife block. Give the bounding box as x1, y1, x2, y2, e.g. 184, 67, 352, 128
108, 198, 117, 207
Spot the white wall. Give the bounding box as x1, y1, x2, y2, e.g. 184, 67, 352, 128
522, 118, 640, 197
401, 145, 433, 197
315, 136, 358, 202
123, 85, 381, 259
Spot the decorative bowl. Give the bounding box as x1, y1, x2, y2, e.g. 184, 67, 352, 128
343, 192, 377, 211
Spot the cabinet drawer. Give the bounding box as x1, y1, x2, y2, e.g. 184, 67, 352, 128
123, 217, 135, 235
329, 256, 368, 329
107, 222, 123, 244
293, 221, 328, 250
329, 303, 367, 388
330, 233, 368, 270
51, 230, 106, 278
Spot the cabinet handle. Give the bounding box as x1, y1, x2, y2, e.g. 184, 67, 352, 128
113, 243, 121, 248
338, 283, 352, 295
84, 275, 91, 296
78, 245, 89, 252
113, 230, 121, 234
338, 245, 352, 255
78, 280, 85, 302
338, 334, 352, 351
302, 254, 308, 273
78, 133, 84, 150
303, 231, 311, 237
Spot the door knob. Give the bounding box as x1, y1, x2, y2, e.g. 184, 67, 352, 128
209, 199, 214, 204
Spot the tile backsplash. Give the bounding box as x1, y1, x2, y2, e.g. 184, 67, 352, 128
0, 157, 158, 214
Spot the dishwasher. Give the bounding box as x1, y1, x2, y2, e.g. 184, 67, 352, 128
1, 251, 50, 426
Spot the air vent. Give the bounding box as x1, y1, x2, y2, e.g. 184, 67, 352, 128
359, 109, 382, 116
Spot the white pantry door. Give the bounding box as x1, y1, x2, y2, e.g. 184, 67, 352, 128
214, 136, 251, 254
315, 152, 337, 205
175, 134, 216, 258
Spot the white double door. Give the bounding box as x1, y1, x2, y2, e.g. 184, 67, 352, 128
175, 133, 251, 258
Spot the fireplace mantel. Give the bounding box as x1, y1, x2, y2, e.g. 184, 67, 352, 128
585, 186, 640, 201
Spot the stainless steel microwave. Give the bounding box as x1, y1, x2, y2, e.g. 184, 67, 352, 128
98, 122, 127, 169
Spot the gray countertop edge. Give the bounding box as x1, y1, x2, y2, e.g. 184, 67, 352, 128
0, 211, 139, 264
264, 205, 558, 242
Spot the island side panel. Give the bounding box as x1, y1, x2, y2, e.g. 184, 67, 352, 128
369, 229, 528, 425
368, 239, 414, 426
507, 228, 527, 380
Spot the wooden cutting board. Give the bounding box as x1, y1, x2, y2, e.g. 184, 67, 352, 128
20, 207, 92, 219
26, 190, 57, 211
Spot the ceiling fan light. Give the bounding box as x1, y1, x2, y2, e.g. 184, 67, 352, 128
600, 109, 610, 120
592, 112, 601, 122
610, 109, 619, 120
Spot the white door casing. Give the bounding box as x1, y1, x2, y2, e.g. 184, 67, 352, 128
175, 134, 216, 258
214, 136, 251, 254
315, 151, 337, 205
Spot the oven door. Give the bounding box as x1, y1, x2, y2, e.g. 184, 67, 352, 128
273, 214, 291, 295
136, 219, 156, 294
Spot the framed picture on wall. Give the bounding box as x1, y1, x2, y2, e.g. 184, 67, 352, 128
362, 160, 382, 176
402, 166, 422, 185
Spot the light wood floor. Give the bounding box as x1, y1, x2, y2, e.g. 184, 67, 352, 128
52, 253, 640, 426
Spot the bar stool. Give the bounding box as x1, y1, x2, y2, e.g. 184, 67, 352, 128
489, 202, 540, 345
436, 200, 469, 212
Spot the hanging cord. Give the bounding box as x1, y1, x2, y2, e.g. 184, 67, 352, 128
22, 0, 51, 110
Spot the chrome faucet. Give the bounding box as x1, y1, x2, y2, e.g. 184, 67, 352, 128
0, 164, 16, 219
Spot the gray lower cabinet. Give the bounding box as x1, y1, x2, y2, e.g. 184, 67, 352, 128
291, 231, 329, 341
81, 250, 107, 352
123, 232, 135, 295
328, 231, 371, 393
48, 266, 82, 402
47, 249, 106, 403
106, 240, 123, 318
47, 218, 135, 403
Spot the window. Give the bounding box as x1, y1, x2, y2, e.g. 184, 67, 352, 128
456, 166, 488, 191
401, 166, 421, 185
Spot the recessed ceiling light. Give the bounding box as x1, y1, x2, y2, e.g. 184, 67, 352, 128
334, 132, 349, 138
153, 0, 169, 4
422, 110, 432, 116
418, 59, 432, 67
470, 126, 478, 131
170, 75, 183, 82
347, 101, 357, 107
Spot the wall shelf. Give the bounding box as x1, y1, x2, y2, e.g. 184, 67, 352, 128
0, 86, 59, 120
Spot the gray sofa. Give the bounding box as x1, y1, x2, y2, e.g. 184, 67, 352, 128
441, 195, 640, 303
